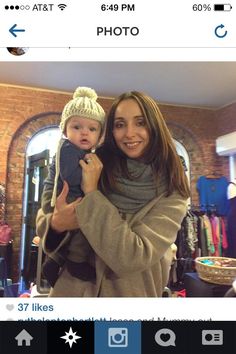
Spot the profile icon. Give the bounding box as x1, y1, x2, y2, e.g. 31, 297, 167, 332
7, 47, 28, 56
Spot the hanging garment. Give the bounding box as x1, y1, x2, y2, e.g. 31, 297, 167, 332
197, 176, 229, 216
210, 215, 220, 256
0, 223, 11, 244
185, 211, 198, 254
202, 215, 215, 255
198, 215, 208, 256
219, 217, 228, 255
226, 195, 236, 258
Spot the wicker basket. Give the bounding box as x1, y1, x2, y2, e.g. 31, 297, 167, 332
195, 257, 236, 286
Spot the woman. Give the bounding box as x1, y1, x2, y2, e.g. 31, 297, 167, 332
36, 90, 190, 297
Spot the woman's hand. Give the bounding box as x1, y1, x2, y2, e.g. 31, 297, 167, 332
79, 153, 103, 195
50, 181, 82, 233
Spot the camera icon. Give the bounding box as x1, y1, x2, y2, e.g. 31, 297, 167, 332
108, 328, 128, 347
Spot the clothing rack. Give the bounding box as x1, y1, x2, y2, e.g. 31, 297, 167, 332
188, 204, 222, 218
170, 206, 228, 290
189, 203, 217, 211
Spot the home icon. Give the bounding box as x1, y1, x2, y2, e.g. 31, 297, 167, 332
15, 329, 33, 346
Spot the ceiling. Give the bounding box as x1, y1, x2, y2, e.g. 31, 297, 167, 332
0, 62, 236, 108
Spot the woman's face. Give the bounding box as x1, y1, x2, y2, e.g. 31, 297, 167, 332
113, 98, 149, 159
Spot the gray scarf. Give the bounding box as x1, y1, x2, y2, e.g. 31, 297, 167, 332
104, 159, 160, 214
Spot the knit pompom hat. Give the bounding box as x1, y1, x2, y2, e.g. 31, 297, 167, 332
60, 86, 105, 134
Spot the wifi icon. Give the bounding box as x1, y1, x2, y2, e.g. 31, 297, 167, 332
58, 3, 67, 10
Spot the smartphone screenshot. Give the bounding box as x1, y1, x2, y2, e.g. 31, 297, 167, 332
0, 1, 236, 353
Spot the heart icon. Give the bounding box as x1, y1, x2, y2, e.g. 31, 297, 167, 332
155, 328, 176, 347
6, 304, 14, 311
160, 333, 171, 342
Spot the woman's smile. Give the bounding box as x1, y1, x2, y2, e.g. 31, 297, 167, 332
124, 141, 142, 149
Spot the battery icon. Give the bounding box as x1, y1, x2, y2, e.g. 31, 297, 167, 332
214, 4, 232, 11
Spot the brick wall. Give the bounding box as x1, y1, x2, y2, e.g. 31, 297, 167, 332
216, 102, 236, 135
0, 84, 235, 280
160, 104, 230, 203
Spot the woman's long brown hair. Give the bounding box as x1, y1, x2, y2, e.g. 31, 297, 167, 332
97, 91, 190, 198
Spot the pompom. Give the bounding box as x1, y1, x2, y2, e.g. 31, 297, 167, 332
73, 87, 97, 101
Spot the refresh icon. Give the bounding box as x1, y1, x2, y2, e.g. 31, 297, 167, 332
215, 24, 228, 38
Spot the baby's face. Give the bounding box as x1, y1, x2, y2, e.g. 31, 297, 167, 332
65, 116, 101, 150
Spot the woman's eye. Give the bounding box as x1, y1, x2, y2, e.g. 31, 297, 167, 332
137, 120, 146, 126
114, 122, 124, 129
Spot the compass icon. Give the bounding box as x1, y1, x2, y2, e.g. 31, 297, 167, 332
60, 327, 81, 348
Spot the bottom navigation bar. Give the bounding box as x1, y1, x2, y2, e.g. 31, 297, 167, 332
0, 320, 235, 354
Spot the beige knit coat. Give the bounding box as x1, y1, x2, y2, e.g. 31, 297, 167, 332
36, 187, 187, 297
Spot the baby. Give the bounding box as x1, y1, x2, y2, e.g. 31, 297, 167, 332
41, 87, 105, 286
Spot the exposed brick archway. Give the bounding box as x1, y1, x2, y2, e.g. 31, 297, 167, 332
6, 112, 61, 280
168, 121, 203, 204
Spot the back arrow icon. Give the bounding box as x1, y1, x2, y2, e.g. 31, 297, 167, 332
9, 24, 25, 37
